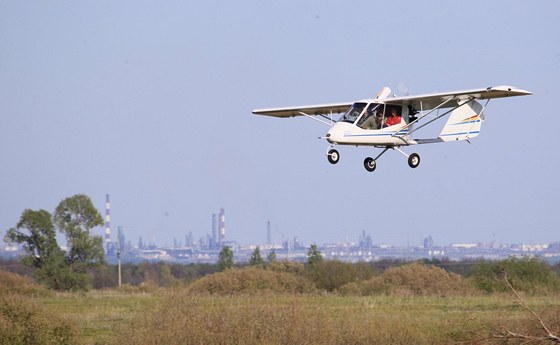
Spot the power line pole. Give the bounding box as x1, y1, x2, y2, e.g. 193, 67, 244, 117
117, 226, 122, 287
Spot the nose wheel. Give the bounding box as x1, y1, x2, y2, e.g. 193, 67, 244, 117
327, 149, 340, 164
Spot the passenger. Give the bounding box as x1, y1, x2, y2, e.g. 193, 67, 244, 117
385, 109, 402, 127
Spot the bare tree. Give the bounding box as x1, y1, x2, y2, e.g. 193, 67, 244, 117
464, 272, 559, 344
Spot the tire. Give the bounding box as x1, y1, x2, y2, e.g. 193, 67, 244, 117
364, 157, 376, 172
408, 153, 420, 168
327, 149, 340, 164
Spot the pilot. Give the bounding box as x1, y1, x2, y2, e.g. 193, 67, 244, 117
385, 108, 402, 127
360, 109, 377, 129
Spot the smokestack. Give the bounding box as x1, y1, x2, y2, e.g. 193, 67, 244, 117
212, 214, 217, 248
267, 220, 271, 245
105, 194, 111, 244
219, 208, 225, 244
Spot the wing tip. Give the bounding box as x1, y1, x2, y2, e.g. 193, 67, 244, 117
489, 85, 532, 95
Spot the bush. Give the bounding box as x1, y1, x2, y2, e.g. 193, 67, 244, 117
470, 257, 560, 294
341, 262, 471, 296
305, 259, 374, 292
186, 266, 316, 295
0, 269, 49, 297
0, 294, 78, 345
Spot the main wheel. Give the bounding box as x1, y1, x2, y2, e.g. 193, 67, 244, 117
327, 149, 340, 164
364, 157, 376, 172
408, 153, 420, 168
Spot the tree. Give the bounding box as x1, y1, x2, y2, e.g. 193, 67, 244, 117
305, 260, 361, 292
217, 246, 234, 271
249, 247, 264, 267
307, 244, 323, 266
53, 194, 104, 290
267, 250, 277, 265
4, 209, 67, 288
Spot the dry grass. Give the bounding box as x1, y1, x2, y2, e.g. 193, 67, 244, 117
113, 292, 560, 345
4, 287, 556, 345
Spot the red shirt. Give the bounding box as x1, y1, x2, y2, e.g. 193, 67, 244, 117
386, 115, 401, 126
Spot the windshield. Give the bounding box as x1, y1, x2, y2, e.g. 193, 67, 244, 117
357, 103, 381, 129
339, 102, 367, 123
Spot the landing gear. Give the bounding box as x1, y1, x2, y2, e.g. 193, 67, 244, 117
408, 153, 420, 168
363, 157, 376, 172
327, 146, 420, 171
362, 148, 421, 172
327, 149, 339, 164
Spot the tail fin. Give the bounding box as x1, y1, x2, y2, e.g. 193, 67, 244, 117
439, 100, 484, 142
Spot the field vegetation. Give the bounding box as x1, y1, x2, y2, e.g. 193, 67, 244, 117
1, 257, 560, 344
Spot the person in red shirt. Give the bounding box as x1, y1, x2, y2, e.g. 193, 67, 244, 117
385, 108, 402, 127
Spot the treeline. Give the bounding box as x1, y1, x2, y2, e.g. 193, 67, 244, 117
2, 255, 560, 295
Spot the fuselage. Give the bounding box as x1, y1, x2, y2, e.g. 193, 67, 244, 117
326, 100, 412, 146
326, 122, 410, 146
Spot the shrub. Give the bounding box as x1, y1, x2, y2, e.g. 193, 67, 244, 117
305, 259, 373, 292
341, 262, 471, 296
0, 294, 78, 345
186, 266, 316, 295
0, 269, 49, 297
470, 257, 560, 294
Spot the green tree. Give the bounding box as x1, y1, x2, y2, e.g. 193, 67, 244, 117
305, 260, 363, 292
4, 209, 67, 289
307, 244, 323, 266
217, 246, 234, 271
249, 247, 264, 267
471, 257, 560, 294
267, 250, 277, 265
53, 194, 104, 290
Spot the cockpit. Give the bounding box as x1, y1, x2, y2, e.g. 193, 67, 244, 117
339, 102, 406, 130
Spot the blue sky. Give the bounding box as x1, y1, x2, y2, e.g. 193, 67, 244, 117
1, 1, 558, 248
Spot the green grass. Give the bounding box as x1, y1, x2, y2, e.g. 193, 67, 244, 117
32, 291, 560, 344
40, 290, 164, 345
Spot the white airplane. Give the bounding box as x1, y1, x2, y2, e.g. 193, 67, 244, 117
253, 85, 531, 172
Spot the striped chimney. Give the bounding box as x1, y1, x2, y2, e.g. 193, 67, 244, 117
105, 194, 111, 243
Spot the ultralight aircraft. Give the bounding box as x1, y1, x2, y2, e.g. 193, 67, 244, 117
253, 85, 531, 172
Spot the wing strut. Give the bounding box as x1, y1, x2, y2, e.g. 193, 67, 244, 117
397, 98, 474, 138
298, 111, 335, 127
392, 97, 455, 137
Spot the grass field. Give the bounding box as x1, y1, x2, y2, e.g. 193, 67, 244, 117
31, 290, 560, 344
2, 262, 560, 344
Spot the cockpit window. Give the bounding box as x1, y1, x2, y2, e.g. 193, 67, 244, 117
357, 103, 381, 129
339, 103, 367, 123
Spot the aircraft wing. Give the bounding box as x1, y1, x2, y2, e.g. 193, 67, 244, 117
383, 85, 532, 110
252, 102, 352, 118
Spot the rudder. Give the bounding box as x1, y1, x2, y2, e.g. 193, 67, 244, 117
439, 100, 484, 142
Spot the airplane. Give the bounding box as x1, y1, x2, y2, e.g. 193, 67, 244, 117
252, 85, 531, 172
